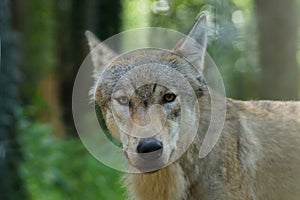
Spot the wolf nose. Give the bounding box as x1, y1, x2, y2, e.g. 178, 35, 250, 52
137, 139, 163, 154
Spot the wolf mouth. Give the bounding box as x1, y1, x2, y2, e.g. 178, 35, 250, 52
125, 151, 167, 172
133, 159, 166, 173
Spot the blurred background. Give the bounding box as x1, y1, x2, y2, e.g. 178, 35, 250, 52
1, 0, 300, 199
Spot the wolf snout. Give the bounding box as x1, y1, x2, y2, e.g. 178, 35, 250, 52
137, 138, 163, 159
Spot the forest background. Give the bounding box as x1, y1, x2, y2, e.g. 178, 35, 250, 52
1, 0, 300, 199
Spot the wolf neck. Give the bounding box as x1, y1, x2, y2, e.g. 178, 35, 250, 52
125, 162, 189, 200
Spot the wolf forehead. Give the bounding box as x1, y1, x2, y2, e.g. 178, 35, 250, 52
94, 49, 206, 101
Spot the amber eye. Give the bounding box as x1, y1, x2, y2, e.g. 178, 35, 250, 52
116, 96, 129, 105
163, 93, 176, 103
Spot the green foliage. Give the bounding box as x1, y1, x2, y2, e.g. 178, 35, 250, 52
149, 0, 260, 99
121, 0, 151, 29
206, 0, 260, 99
21, 0, 57, 109
16, 1, 126, 199
23, 0, 56, 78
19, 122, 125, 200
151, 0, 207, 31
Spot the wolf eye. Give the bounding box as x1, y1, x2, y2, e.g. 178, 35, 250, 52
116, 96, 129, 105
163, 93, 176, 103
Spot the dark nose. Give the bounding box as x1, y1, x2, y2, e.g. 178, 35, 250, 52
137, 139, 163, 154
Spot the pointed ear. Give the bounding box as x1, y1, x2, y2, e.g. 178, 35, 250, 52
174, 14, 207, 72
85, 31, 117, 76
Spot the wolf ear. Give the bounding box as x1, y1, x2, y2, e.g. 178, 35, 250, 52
85, 31, 117, 75
175, 14, 207, 72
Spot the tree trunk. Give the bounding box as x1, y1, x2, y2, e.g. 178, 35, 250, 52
57, 0, 122, 136
22, 0, 65, 136
0, 0, 27, 199
255, 0, 299, 100
90, 0, 122, 40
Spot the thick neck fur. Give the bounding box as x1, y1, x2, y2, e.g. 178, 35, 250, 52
124, 163, 188, 200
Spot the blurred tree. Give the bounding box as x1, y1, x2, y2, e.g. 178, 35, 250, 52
55, 0, 81, 136
22, 0, 65, 136
150, 0, 260, 99
151, 0, 205, 32
255, 0, 299, 100
89, 0, 122, 40
0, 0, 27, 199
209, 0, 260, 100
56, 0, 122, 136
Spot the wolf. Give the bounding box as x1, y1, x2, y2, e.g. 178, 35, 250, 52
86, 14, 300, 200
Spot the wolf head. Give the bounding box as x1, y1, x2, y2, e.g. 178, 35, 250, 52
86, 14, 208, 173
